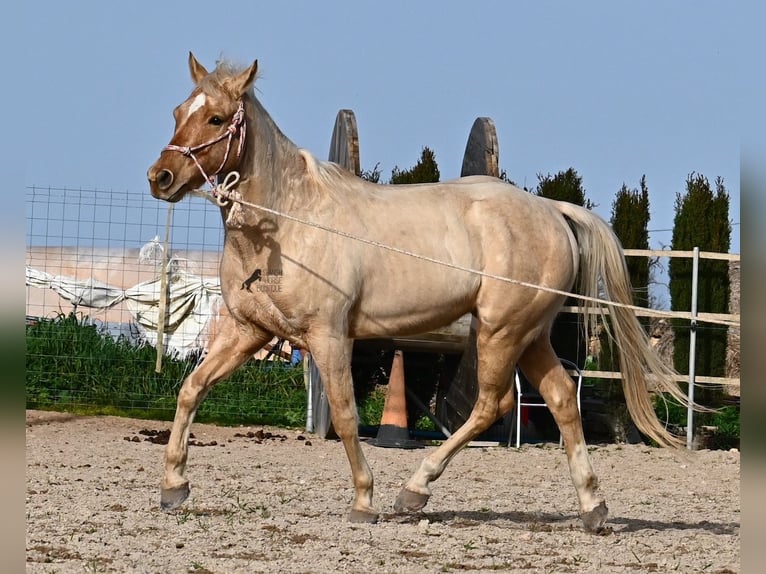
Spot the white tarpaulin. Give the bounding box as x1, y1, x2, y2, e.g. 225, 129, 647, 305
26, 265, 223, 357
26, 268, 126, 309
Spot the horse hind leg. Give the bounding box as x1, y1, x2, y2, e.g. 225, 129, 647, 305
518, 337, 608, 532
160, 318, 272, 510
395, 327, 518, 513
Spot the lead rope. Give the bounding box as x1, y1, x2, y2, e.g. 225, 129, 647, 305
190, 171, 738, 329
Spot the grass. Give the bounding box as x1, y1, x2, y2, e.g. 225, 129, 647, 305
26, 312, 394, 429
26, 313, 308, 427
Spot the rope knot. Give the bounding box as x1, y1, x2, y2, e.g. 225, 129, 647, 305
214, 171, 241, 207
164, 144, 192, 157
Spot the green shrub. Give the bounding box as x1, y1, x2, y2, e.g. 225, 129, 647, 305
706, 406, 740, 450
652, 392, 739, 449
356, 386, 386, 427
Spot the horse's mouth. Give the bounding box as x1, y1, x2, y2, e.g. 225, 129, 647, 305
165, 186, 188, 203
150, 182, 190, 203
150, 186, 186, 203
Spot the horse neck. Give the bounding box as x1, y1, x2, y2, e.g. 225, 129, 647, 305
230, 95, 305, 210
218, 95, 309, 262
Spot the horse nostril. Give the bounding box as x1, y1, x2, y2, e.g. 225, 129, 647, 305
156, 169, 174, 190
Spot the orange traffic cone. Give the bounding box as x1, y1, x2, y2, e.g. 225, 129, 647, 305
369, 350, 423, 449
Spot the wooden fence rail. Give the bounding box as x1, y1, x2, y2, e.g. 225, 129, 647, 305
622, 248, 740, 261
562, 247, 741, 393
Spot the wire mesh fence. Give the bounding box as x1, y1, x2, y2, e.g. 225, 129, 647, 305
25, 186, 306, 425
25, 185, 740, 444
26, 186, 223, 315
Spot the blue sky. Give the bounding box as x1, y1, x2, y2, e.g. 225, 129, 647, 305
17, 1, 750, 259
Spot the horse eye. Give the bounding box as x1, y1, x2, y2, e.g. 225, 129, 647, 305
209, 116, 223, 126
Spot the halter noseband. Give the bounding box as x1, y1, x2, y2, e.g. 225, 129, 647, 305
164, 99, 247, 190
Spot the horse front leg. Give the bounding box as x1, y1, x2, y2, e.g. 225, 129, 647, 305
308, 334, 377, 523
160, 318, 272, 510
519, 338, 608, 532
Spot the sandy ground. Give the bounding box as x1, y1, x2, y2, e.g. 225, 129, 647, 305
26, 410, 739, 573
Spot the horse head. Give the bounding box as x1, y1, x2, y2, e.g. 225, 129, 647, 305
147, 52, 258, 202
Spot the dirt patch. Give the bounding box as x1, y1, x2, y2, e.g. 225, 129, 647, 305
26, 410, 739, 573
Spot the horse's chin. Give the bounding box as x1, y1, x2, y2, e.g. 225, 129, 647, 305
165, 187, 189, 203
151, 183, 191, 203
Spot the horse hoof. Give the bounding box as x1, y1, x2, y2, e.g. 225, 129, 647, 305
394, 488, 430, 513
581, 501, 608, 533
348, 509, 379, 524
160, 483, 190, 511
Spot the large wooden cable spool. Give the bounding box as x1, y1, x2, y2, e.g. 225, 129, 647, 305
307, 110, 361, 438
460, 117, 499, 178
329, 109, 361, 176
307, 111, 503, 439
437, 116, 502, 434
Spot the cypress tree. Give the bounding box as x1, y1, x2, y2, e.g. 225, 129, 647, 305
597, 177, 653, 439
390, 147, 440, 184
669, 173, 731, 405
599, 177, 652, 371
534, 168, 591, 367
535, 168, 594, 209
610, 176, 651, 307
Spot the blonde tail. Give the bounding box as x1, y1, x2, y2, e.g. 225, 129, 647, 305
557, 202, 690, 449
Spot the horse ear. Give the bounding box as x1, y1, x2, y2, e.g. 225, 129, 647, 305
188, 52, 209, 85
230, 60, 258, 97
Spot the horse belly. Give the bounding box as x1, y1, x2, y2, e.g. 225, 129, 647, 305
348, 266, 478, 339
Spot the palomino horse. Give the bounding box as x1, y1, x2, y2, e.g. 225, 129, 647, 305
147, 54, 688, 531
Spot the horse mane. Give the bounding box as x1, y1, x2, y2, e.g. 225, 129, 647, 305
201, 58, 262, 98
299, 149, 362, 196
195, 59, 361, 201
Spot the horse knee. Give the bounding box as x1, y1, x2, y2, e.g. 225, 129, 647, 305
330, 407, 360, 438
176, 380, 203, 411
545, 391, 574, 412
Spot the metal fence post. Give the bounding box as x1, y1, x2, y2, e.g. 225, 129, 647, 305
686, 246, 699, 450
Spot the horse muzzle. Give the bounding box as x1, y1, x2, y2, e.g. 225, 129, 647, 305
148, 161, 191, 202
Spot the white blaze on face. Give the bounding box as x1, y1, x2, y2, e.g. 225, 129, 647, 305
185, 92, 207, 120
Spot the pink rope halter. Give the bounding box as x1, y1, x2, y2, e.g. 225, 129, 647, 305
164, 100, 247, 190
